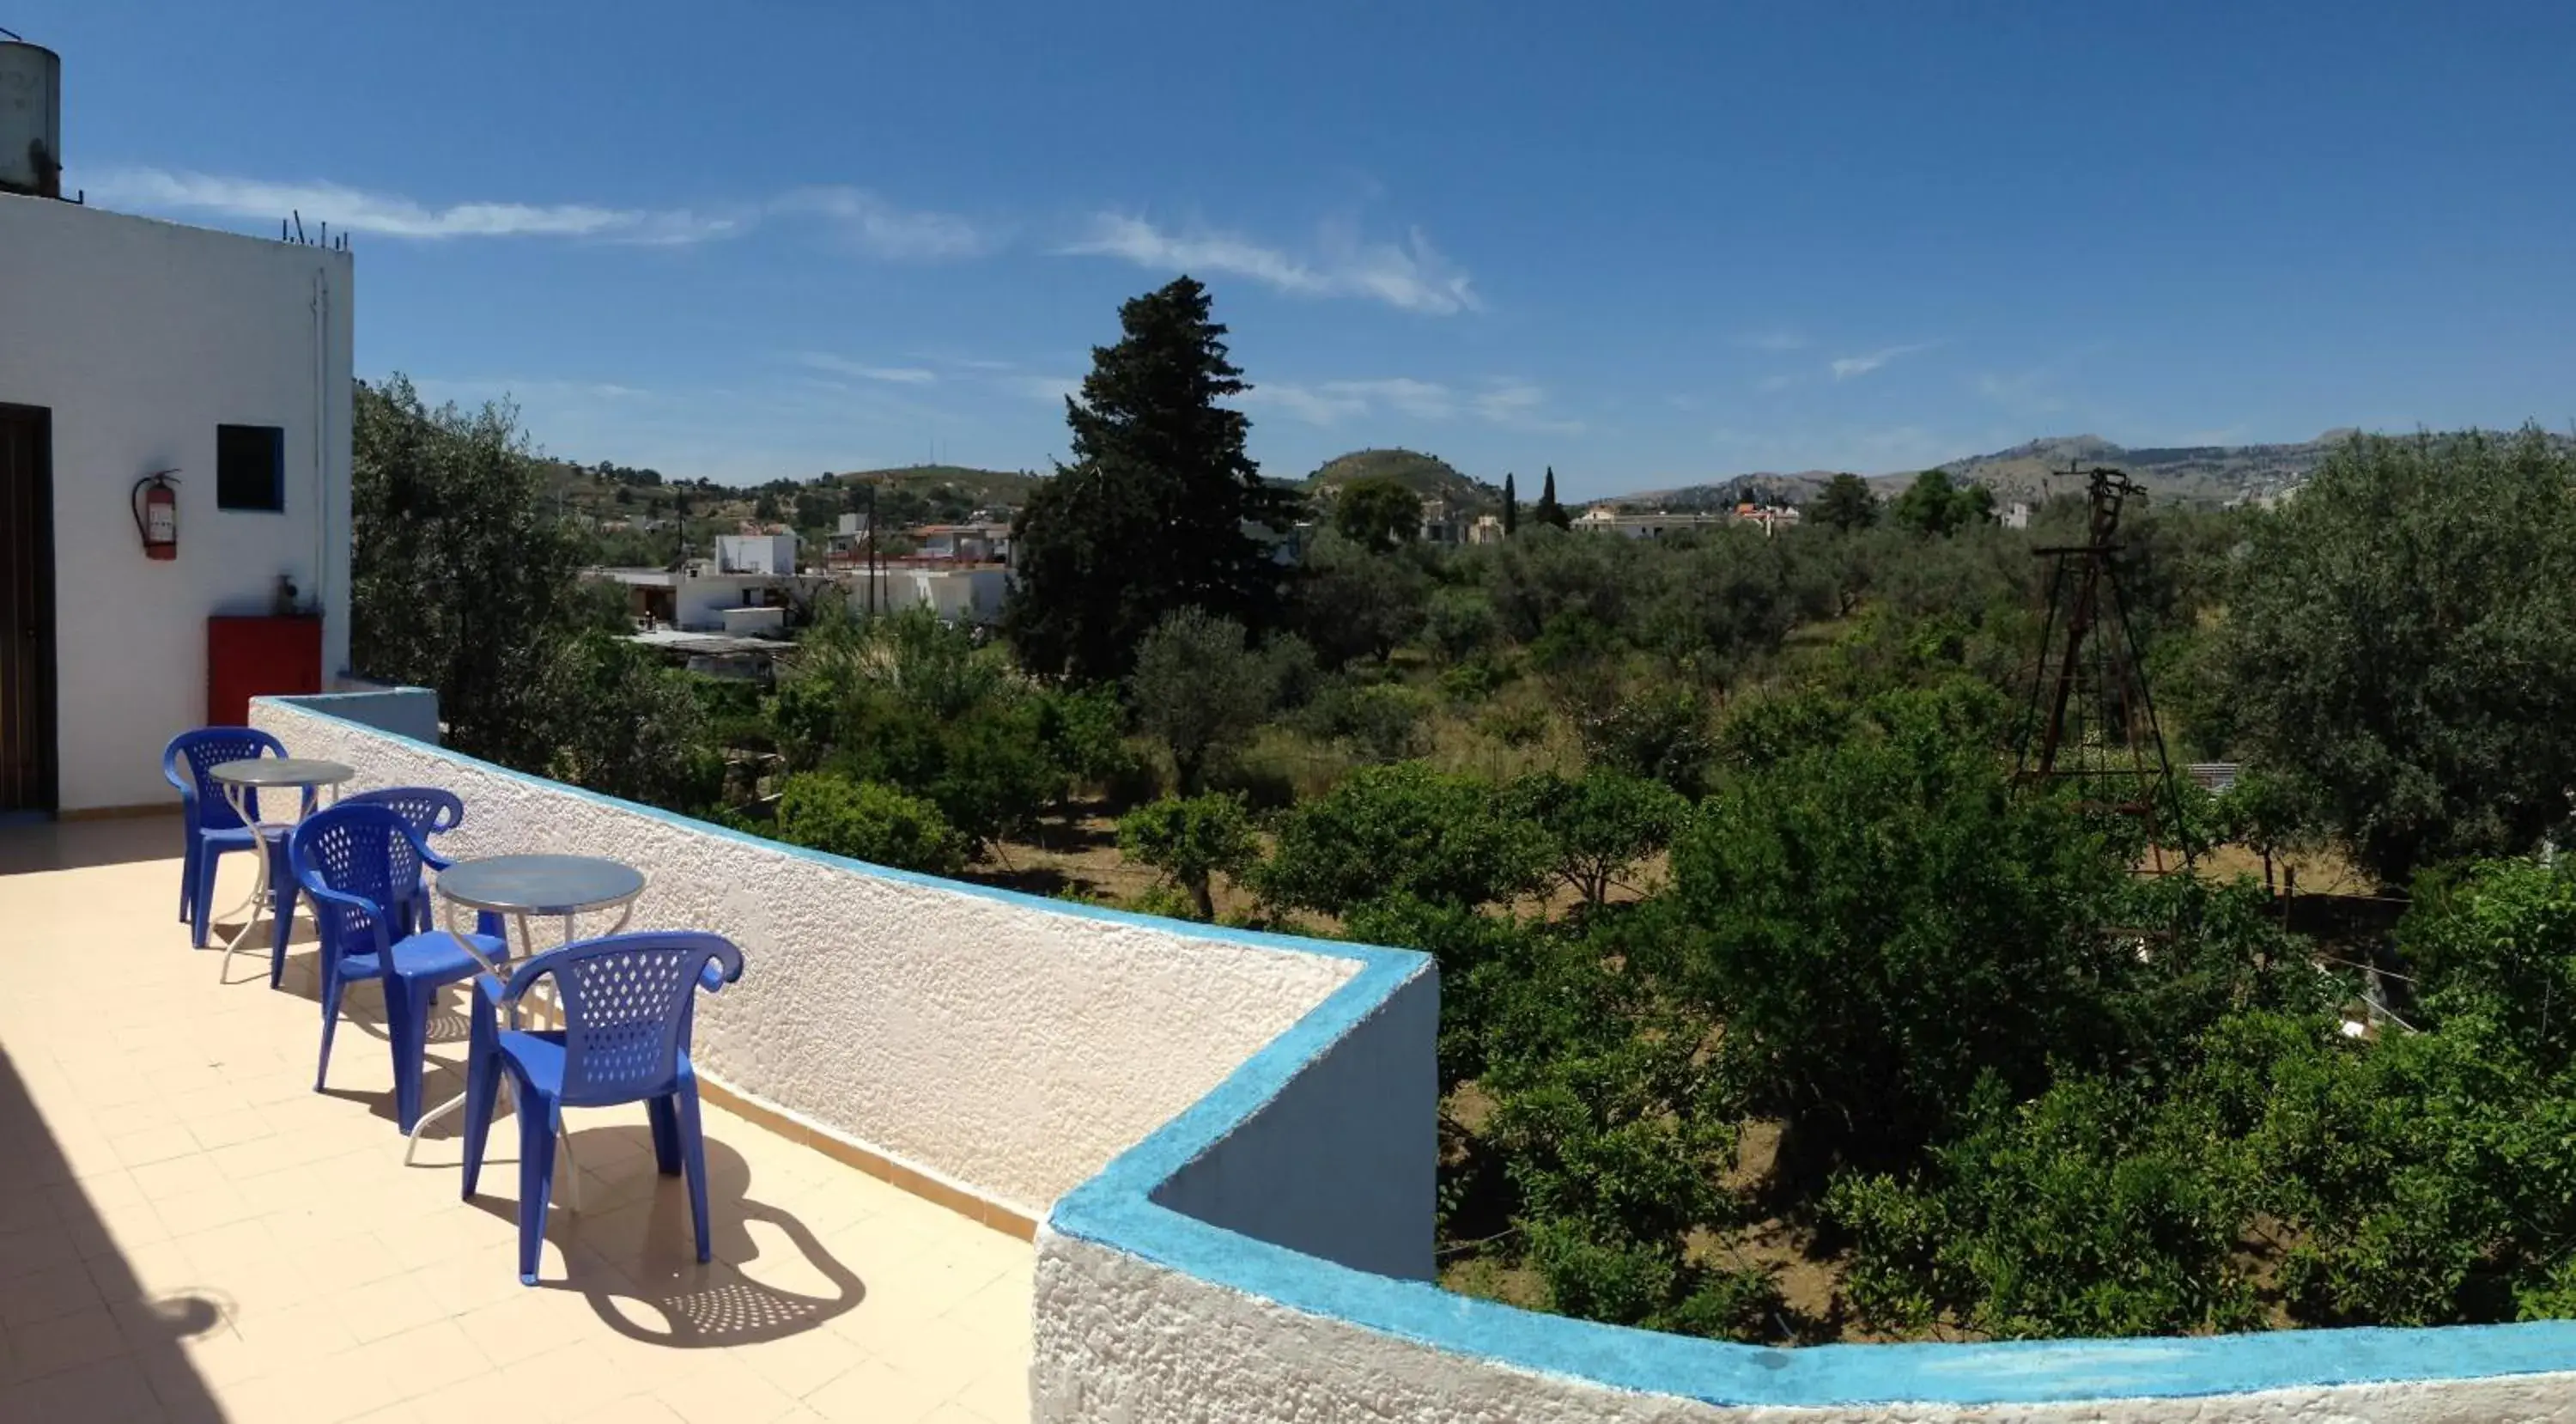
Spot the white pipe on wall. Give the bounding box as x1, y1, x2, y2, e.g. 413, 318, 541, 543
310, 266, 328, 620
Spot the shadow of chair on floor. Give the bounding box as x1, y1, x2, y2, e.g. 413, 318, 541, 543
260, 950, 488, 1135
460, 1124, 868, 1348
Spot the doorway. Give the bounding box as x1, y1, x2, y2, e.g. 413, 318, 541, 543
0, 404, 57, 816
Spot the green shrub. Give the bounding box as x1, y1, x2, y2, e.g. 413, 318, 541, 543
1130, 608, 1277, 793
1476, 701, 1552, 748
1298, 681, 1434, 764
538, 632, 724, 813
1828, 1075, 2265, 1340
1034, 685, 1139, 801
1502, 770, 1688, 909
1576, 685, 1713, 797
772, 773, 965, 876
1117, 793, 1261, 919
2402, 855, 2576, 1067
1425, 587, 1500, 664
1528, 1220, 1679, 1327
1439, 657, 1510, 703
1120, 883, 1201, 921
1257, 763, 1546, 916
1668, 699, 2130, 1172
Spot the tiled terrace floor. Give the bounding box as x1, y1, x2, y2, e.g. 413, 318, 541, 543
0, 817, 1032, 1424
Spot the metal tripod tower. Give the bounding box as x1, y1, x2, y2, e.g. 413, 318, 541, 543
2013, 463, 2193, 872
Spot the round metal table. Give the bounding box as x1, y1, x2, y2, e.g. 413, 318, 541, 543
436, 855, 648, 928
207, 757, 354, 983
408, 854, 649, 1184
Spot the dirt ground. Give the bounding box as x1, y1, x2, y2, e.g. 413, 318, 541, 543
960, 806, 1268, 919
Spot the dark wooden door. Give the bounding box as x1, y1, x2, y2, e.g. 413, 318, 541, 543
0, 405, 56, 815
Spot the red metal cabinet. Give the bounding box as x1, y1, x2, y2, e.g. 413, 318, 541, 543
208, 616, 322, 726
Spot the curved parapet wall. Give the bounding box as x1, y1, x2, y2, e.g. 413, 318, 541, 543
254, 693, 2576, 1420
252, 694, 1370, 1220
1037, 910, 2576, 1416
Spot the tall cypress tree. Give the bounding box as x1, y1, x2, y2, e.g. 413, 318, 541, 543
1004, 277, 1296, 682
1534, 466, 1571, 530
1501, 471, 1519, 535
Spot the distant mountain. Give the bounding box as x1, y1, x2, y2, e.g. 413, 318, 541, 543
1305, 448, 1501, 511
829, 465, 1040, 514
1928, 435, 2327, 504
1611, 472, 1846, 510
1600, 430, 2480, 511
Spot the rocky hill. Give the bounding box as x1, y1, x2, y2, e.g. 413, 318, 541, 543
827, 465, 1041, 515
1611, 471, 1846, 511
1305, 448, 1501, 510
1602, 430, 2456, 511
1928, 435, 2337, 505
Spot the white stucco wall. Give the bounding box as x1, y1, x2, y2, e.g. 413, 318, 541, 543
250, 697, 1358, 1215
842, 568, 1009, 625
0, 193, 352, 812
1033, 1234, 2576, 1423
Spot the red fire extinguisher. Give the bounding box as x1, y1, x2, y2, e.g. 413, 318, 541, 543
132, 471, 180, 561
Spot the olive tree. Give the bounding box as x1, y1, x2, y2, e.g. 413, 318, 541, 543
2215, 429, 2576, 885
1128, 608, 1276, 794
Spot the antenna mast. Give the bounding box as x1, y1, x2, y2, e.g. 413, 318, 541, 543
2013, 461, 2193, 872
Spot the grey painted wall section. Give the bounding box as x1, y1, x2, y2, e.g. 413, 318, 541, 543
301, 687, 440, 744
1149, 962, 1438, 1283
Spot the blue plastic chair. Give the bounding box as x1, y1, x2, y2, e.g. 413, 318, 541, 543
162, 727, 307, 954
287, 803, 510, 1134
461, 931, 744, 1286
336, 787, 492, 937
319, 788, 504, 989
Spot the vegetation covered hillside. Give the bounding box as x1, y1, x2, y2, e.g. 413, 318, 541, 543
523, 455, 1036, 567
1307, 447, 1501, 510
1930, 433, 2332, 504
1613, 429, 2576, 514
1614, 472, 1843, 510
827, 465, 1040, 520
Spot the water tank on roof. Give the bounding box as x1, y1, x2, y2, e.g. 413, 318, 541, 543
0, 40, 62, 198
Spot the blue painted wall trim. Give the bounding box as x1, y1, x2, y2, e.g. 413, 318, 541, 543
264, 696, 2576, 1408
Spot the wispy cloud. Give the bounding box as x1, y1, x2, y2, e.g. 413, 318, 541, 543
1755, 373, 1800, 394
1830, 343, 1935, 381
1255, 384, 1374, 426
1472, 380, 1583, 435
796, 352, 939, 385
85, 167, 741, 244
85, 167, 990, 258
769, 186, 994, 259
1061, 213, 1479, 315
416, 377, 654, 405
1734, 328, 1812, 352
1245, 376, 1579, 434
1244, 379, 1450, 424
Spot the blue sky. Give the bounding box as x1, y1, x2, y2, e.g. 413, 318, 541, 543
26, 2, 2576, 496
